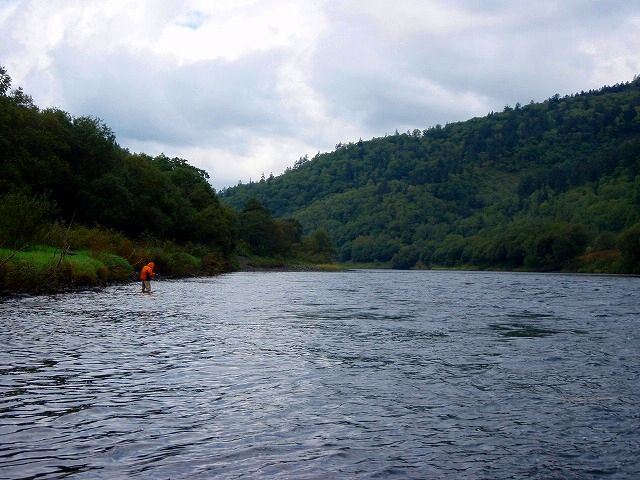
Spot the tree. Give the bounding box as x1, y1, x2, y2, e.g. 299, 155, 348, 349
0, 192, 56, 249
238, 199, 287, 256
0, 66, 11, 96
301, 228, 336, 263
391, 245, 420, 269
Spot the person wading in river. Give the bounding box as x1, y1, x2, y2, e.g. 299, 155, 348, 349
140, 261, 156, 293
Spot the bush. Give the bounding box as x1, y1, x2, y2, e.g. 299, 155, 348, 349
523, 223, 589, 270
150, 249, 201, 277
59, 225, 134, 258
63, 253, 104, 285
2, 259, 51, 292
95, 253, 133, 281
201, 252, 229, 274
247, 256, 286, 268
0, 247, 123, 291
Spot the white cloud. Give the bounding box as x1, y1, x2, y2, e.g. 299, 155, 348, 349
334, 0, 502, 37
579, 16, 640, 89
125, 135, 316, 190
1, 0, 639, 190
149, 1, 320, 64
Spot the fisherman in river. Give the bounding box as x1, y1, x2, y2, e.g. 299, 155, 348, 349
140, 261, 156, 293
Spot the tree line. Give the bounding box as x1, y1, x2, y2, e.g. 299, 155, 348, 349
0, 66, 334, 288
221, 78, 640, 273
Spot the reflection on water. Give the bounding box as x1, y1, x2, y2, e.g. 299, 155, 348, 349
1, 270, 639, 479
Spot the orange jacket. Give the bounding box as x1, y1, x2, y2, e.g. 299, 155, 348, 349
140, 262, 156, 281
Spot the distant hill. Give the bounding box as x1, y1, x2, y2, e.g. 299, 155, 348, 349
221, 79, 640, 271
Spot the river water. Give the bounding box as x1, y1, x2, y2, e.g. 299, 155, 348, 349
1, 270, 639, 479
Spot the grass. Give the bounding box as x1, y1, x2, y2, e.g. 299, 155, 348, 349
0, 246, 133, 294
0, 237, 233, 294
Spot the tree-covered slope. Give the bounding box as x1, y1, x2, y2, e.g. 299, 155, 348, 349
221, 79, 640, 271
0, 67, 237, 255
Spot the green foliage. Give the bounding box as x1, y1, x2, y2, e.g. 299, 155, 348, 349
0, 192, 56, 248
351, 235, 400, 263
299, 228, 337, 263
94, 253, 134, 281
222, 78, 640, 272
0, 67, 236, 257
391, 245, 420, 269
3, 63, 640, 279
152, 251, 201, 277
617, 222, 640, 273
53, 225, 134, 259
0, 66, 11, 96
237, 199, 295, 257
0, 246, 131, 292
246, 256, 287, 269
0, 65, 242, 291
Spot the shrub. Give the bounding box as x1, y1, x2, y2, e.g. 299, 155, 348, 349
149, 249, 201, 277
2, 259, 50, 292
61, 226, 133, 258
202, 253, 227, 274
95, 253, 133, 281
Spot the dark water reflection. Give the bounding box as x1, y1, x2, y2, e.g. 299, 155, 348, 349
1, 270, 639, 479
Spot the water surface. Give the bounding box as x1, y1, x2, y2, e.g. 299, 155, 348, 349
1, 270, 639, 479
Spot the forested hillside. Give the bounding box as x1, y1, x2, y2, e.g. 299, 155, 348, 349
221, 79, 640, 272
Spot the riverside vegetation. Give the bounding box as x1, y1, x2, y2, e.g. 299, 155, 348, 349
2, 66, 639, 294
0, 67, 335, 294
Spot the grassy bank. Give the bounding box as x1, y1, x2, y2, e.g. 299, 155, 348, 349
238, 254, 347, 272
0, 225, 235, 295
2, 234, 631, 296
0, 246, 132, 294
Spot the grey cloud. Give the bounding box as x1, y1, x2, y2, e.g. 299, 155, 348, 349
309, 1, 639, 137
3, 0, 639, 189
309, 21, 483, 132
49, 44, 294, 151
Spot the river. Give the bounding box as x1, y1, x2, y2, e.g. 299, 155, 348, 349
1, 270, 639, 479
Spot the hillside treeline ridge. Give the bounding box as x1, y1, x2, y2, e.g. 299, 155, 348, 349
0, 67, 333, 293
221, 78, 640, 272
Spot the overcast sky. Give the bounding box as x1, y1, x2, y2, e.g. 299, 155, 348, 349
2, 0, 640, 189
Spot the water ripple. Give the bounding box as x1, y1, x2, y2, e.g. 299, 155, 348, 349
1, 271, 639, 479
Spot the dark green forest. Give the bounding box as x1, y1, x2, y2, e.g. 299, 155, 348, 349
0, 67, 331, 292
0, 67, 233, 257
221, 79, 640, 272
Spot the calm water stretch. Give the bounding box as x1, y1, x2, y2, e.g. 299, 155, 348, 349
1, 270, 639, 479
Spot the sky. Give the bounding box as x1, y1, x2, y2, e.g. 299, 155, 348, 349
1, 0, 640, 190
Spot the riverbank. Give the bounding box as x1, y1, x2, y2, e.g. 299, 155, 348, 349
0, 238, 234, 295
1, 245, 631, 296
0, 247, 347, 295
237, 255, 347, 272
